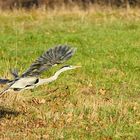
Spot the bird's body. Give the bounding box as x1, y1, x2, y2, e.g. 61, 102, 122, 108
0, 45, 80, 97
10, 77, 38, 90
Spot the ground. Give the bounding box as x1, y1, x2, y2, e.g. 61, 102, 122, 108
0, 8, 140, 140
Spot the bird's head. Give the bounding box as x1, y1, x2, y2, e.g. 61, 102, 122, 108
60, 65, 81, 71
54, 65, 81, 77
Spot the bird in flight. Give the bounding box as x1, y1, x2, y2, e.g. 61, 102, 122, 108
0, 45, 80, 97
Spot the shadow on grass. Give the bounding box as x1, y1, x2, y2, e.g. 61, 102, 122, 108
0, 106, 20, 119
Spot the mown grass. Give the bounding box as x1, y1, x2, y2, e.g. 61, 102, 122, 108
0, 8, 140, 139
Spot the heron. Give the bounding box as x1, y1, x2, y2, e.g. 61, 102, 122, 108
0, 45, 80, 97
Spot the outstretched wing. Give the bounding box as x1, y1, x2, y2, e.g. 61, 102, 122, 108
21, 45, 76, 77
0, 78, 11, 84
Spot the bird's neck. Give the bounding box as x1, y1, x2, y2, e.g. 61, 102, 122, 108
54, 68, 69, 78
37, 68, 71, 86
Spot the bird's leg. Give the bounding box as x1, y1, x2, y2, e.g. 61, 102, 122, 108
0, 91, 6, 98
0, 86, 10, 98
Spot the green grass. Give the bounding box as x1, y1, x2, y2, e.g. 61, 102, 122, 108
0, 9, 140, 139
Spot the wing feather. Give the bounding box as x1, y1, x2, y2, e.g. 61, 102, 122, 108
10, 69, 19, 78
21, 45, 76, 77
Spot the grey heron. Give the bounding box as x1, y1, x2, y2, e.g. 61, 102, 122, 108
0, 45, 80, 97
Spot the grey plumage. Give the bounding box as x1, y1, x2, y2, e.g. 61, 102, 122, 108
0, 69, 19, 84
21, 45, 76, 77
0, 45, 78, 97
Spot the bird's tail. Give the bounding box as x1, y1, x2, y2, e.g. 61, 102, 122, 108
0, 79, 11, 84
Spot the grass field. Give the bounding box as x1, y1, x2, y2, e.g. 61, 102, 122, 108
0, 8, 140, 140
